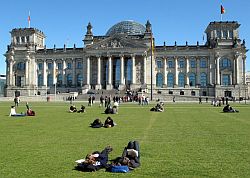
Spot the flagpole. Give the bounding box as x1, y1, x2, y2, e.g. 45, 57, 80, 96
28, 11, 31, 28
150, 30, 153, 101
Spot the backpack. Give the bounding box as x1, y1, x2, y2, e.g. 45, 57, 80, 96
110, 165, 129, 173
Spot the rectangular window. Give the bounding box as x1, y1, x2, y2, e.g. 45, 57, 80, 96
16, 37, 20, 44
190, 60, 196, 68
168, 60, 173, 68
179, 60, 185, 68
67, 62, 72, 69
48, 63, 53, 70
223, 30, 228, 39
57, 63, 62, 70
21, 36, 25, 43
38, 63, 43, 70
200, 60, 207, 68
26, 36, 30, 43
229, 31, 233, 39
77, 62, 82, 69
222, 74, 230, 86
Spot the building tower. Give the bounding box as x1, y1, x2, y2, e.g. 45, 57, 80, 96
5, 28, 45, 96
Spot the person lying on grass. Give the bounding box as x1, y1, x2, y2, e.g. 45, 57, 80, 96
223, 104, 239, 113
90, 118, 103, 128
77, 105, 86, 113
69, 105, 77, 113
108, 141, 140, 171
9, 106, 25, 117
75, 146, 113, 172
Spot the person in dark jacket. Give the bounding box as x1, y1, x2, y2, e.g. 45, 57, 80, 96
75, 146, 113, 172
90, 118, 103, 128
104, 117, 114, 128
110, 141, 140, 170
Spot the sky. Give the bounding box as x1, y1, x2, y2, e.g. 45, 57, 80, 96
0, 0, 250, 74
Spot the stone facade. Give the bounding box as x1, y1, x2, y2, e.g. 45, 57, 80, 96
4, 20, 248, 98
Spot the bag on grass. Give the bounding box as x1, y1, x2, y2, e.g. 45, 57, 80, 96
111, 165, 129, 173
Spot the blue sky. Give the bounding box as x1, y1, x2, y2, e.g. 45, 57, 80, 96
0, 0, 249, 74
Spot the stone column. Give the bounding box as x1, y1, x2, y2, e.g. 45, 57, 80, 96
216, 55, 220, 85
43, 60, 47, 86
163, 57, 167, 86
62, 60, 66, 85
95, 56, 102, 90
143, 55, 147, 84
208, 58, 212, 85
196, 56, 200, 86
85, 56, 90, 88
72, 59, 75, 86
243, 55, 246, 85
174, 56, 178, 87
9, 58, 13, 86
106, 56, 113, 90
119, 55, 125, 90
131, 55, 136, 84
185, 56, 189, 87
25, 57, 29, 86
53, 60, 56, 84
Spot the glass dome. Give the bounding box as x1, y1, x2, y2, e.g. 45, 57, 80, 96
106, 20, 146, 36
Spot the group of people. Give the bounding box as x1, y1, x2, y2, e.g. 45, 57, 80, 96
69, 105, 86, 113
90, 117, 115, 128
75, 141, 140, 172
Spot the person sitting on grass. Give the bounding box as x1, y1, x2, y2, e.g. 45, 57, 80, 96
108, 141, 140, 171
26, 108, 35, 116
77, 105, 86, 113
75, 146, 113, 172
90, 118, 103, 128
69, 105, 77, 113
104, 117, 115, 128
104, 105, 113, 114
223, 104, 239, 113
9, 106, 25, 117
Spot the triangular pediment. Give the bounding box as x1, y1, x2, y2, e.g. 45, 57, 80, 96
86, 34, 148, 50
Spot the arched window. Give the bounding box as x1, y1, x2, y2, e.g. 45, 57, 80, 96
47, 74, 53, 86
189, 73, 196, 87
178, 73, 185, 87
156, 73, 163, 88
57, 74, 63, 86
77, 74, 83, 87
167, 73, 174, 87
200, 73, 207, 87
67, 74, 72, 86
221, 58, 231, 68
38, 74, 43, 86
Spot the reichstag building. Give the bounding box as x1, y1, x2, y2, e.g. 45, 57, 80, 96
4, 20, 247, 98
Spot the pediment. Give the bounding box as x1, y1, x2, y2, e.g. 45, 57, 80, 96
86, 34, 148, 50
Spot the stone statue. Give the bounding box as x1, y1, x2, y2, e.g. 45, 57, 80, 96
145, 20, 152, 33
86, 22, 93, 35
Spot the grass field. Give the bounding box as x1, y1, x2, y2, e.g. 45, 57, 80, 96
0, 101, 250, 178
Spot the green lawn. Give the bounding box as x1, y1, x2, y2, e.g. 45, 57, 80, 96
0, 101, 250, 178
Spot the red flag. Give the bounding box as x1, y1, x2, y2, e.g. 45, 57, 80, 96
221, 5, 225, 14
